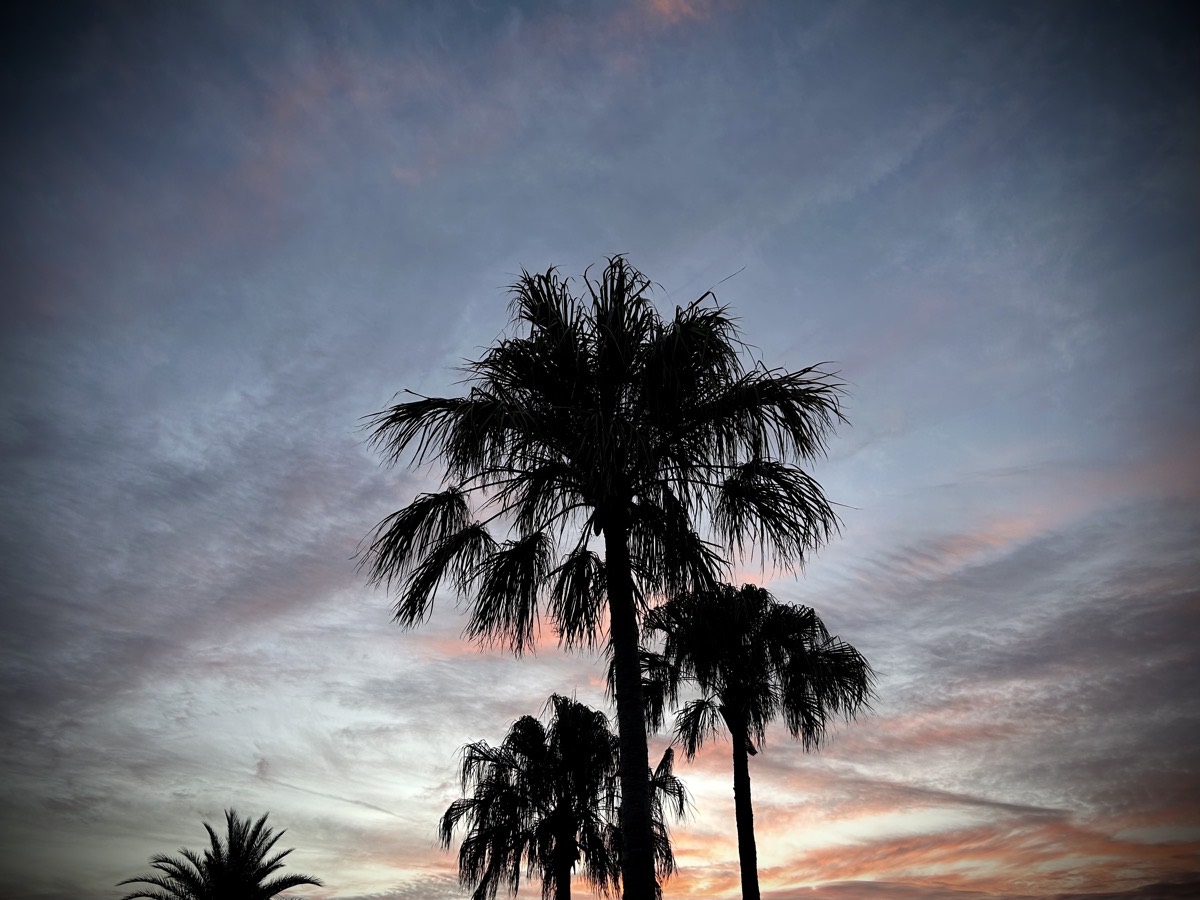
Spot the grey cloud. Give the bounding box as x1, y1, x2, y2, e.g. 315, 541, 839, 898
2, 1, 1196, 897
763, 495, 1199, 837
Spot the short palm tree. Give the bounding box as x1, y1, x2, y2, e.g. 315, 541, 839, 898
641, 584, 874, 900
363, 256, 844, 900
118, 809, 321, 900
439, 694, 687, 900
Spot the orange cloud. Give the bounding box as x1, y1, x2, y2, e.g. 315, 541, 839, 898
644, 0, 718, 23
772, 817, 1200, 896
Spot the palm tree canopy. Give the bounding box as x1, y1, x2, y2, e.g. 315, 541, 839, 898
361, 256, 846, 652
365, 256, 845, 900
118, 809, 321, 900
439, 694, 686, 900
641, 584, 876, 757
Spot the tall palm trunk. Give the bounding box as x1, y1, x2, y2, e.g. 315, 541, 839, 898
727, 710, 761, 900
553, 835, 575, 900
555, 866, 573, 900
605, 524, 656, 900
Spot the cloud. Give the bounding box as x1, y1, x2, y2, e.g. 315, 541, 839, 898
1, 3, 1196, 898
640, 0, 728, 25
780, 817, 1199, 896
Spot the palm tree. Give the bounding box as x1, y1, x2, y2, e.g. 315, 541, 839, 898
439, 693, 687, 900
640, 584, 874, 900
118, 809, 321, 900
362, 256, 845, 900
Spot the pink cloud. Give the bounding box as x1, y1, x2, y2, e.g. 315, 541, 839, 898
643, 0, 722, 24
770, 817, 1200, 896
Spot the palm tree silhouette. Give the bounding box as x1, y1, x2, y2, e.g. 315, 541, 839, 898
439, 694, 686, 900
363, 256, 844, 899
118, 809, 321, 900
641, 584, 874, 900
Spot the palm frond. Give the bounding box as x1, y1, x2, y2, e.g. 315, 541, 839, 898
627, 484, 725, 597
632, 298, 742, 428
401, 522, 497, 627
548, 545, 607, 649
466, 530, 554, 653
649, 748, 689, 824
586, 256, 658, 393
119, 810, 319, 900
779, 635, 876, 750
366, 394, 471, 468
440, 696, 623, 900
641, 649, 680, 734
495, 460, 587, 538
683, 364, 845, 463
645, 584, 874, 755
674, 697, 725, 760
360, 486, 473, 588
714, 457, 841, 568
509, 268, 579, 337
260, 873, 324, 895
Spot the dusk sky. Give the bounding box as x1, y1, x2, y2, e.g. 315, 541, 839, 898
2, 2, 1197, 898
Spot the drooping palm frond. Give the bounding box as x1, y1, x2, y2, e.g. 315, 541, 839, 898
673, 697, 725, 760
547, 545, 607, 649
440, 696, 621, 900
645, 585, 874, 753
467, 529, 555, 653
441, 694, 688, 900
647, 747, 689, 883
642, 585, 874, 900
714, 457, 840, 566
778, 633, 876, 751
627, 482, 725, 598
360, 486, 478, 590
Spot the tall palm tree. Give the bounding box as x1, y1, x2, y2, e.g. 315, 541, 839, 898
118, 809, 321, 900
362, 256, 845, 900
640, 584, 874, 900
439, 693, 687, 900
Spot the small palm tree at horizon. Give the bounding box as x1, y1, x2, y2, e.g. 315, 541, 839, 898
363, 255, 845, 900
118, 809, 321, 900
440, 693, 687, 900
640, 584, 875, 900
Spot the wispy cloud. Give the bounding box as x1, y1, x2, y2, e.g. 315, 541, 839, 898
2, 2, 1196, 897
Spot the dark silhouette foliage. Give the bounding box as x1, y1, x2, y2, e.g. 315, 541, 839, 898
118, 809, 321, 900
439, 694, 686, 900
363, 256, 845, 899
640, 584, 875, 900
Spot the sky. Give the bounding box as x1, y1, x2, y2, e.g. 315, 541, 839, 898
1, 1, 1197, 898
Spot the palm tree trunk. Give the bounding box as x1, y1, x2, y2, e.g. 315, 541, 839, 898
729, 720, 761, 900
554, 846, 574, 900
604, 523, 657, 900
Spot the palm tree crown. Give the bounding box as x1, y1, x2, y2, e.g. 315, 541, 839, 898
439, 694, 686, 900
118, 809, 321, 900
641, 584, 875, 900
363, 256, 845, 899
